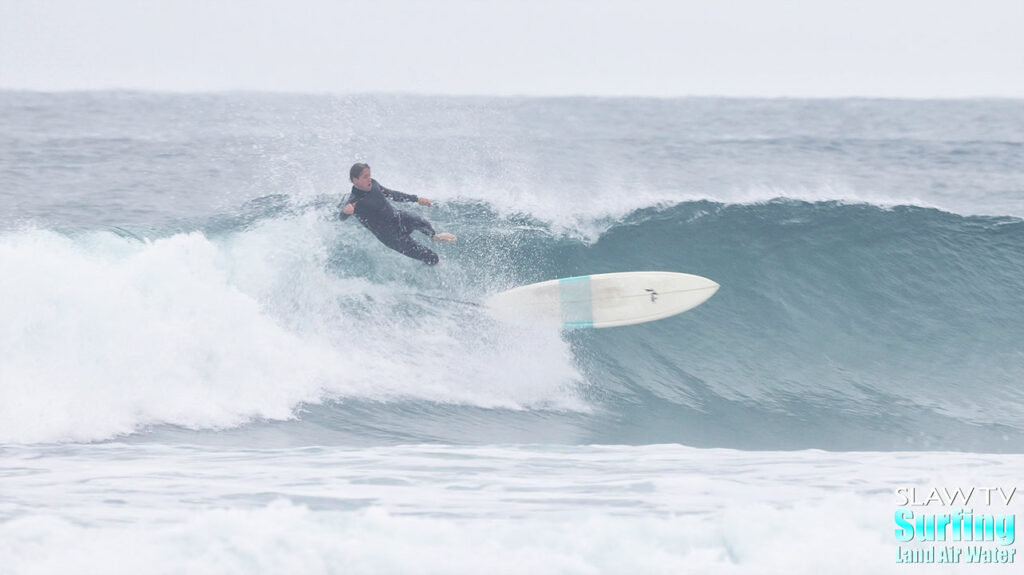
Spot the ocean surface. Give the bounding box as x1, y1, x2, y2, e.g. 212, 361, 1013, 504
1, 92, 1023, 573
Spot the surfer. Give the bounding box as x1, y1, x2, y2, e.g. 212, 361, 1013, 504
339, 163, 457, 265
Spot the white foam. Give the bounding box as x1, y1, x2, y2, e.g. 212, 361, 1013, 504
7, 443, 1019, 575
0, 219, 587, 444
0, 500, 896, 575
0, 228, 339, 443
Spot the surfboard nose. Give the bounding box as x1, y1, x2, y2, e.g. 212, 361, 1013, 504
694, 279, 720, 305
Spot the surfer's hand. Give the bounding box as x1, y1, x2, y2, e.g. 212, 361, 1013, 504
417, 197, 432, 207
343, 203, 355, 215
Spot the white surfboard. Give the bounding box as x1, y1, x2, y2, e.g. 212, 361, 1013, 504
485, 271, 719, 329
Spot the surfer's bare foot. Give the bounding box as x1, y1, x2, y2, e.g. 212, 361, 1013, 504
432, 232, 457, 242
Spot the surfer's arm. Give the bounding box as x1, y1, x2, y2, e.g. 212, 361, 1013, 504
382, 186, 432, 206
379, 184, 419, 203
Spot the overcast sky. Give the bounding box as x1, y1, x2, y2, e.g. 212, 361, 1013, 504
2, 0, 1022, 97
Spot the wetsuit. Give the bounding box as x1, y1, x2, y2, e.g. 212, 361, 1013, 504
339, 179, 440, 265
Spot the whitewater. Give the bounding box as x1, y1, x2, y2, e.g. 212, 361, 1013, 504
1, 92, 1022, 573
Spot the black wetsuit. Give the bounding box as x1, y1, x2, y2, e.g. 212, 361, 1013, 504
339, 179, 440, 265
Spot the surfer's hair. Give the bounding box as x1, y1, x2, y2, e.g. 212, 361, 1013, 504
349, 162, 370, 181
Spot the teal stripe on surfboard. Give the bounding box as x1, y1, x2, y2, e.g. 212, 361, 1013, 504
559, 275, 593, 329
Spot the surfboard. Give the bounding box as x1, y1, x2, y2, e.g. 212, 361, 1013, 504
485, 271, 719, 329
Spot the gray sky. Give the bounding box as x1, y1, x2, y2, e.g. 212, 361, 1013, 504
2, 0, 1023, 97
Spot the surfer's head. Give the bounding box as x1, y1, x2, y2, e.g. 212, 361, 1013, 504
350, 163, 372, 191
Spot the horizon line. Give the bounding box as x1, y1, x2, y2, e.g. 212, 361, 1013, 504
2, 87, 1023, 102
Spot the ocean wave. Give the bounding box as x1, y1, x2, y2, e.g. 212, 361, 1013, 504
2, 199, 1022, 449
